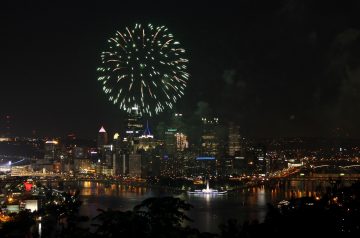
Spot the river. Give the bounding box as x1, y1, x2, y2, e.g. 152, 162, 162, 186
77, 180, 324, 233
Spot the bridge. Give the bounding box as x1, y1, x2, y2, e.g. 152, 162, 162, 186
270, 174, 360, 182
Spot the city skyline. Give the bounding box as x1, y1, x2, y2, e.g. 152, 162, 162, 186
1, 1, 360, 139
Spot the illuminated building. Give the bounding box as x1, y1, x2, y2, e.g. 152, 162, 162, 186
118, 108, 144, 176
97, 126, 108, 149
136, 122, 163, 177
254, 145, 267, 176
53, 162, 61, 173
29, 140, 60, 172
112, 132, 124, 175
71, 143, 90, 172
125, 106, 143, 140
44, 140, 59, 163
164, 113, 187, 155
172, 113, 185, 131
238, 144, 267, 176
164, 128, 177, 155
121, 107, 144, 170
10, 165, 32, 176
175, 132, 188, 151
201, 117, 219, 157
137, 121, 156, 151
63, 136, 97, 173
163, 128, 185, 176
228, 123, 241, 156
102, 145, 114, 167
34, 140, 60, 172
198, 117, 220, 176
113, 133, 120, 140
129, 153, 141, 177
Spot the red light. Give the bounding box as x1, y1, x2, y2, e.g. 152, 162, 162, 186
24, 182, 33, 192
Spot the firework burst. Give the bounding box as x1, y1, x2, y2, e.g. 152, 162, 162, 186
97, 23, 189, 116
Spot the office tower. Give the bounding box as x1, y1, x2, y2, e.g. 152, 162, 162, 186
112, 132, 123, 176
129, 153, 141, 177
228, 122, 241, 156
201, 117, 219, 157
44, 140, 59, 164
164, 128, 177, 155
125, 106, 143, 140
175, 132, 188, 151
97, 126, 108, 149
35, 140, 59, 172
254, 145, 267, 176
138, 121, 156, 151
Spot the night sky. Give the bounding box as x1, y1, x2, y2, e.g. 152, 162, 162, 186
1, 0, 360, 139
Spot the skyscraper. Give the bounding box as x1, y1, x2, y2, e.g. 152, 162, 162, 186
34, 140, 59, 172
112, 132, 124, 176
197, 117, 220, 177
125, 106, 143, 140
44, 140, 59, 164
201, 117, 219, 157
164, 128, 177, 155
254, 145, 267, 176
97, 126, 108, 149
228, 123, 241, 156
138, 121, 157, 151
175, 132, 188, 151
129, 153, 141, 177
164, 113, 187, 155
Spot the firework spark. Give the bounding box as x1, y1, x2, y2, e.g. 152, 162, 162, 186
97, 23, 189, 116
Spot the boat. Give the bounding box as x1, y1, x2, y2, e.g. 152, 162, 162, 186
187, 180, 227, 195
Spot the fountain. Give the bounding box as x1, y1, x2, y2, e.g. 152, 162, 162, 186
187, 180, 227, 195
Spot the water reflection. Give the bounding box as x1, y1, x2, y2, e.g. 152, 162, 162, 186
77, 180, 331, 233
80, 181, 149, 197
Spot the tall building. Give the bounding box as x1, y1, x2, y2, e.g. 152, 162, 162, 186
173, 113, 188, 152
175, 132, 188, 151
97, 126, 108, 149
201, 117, 219, 157
125, 106, 143, 140
129, 153, 141, 177
254, 145, 267, 176
164, 128, 177, 155
137, 121, 156, 151
164, 113, 187, 155
63, 135, 97, 173
103, 145, 114, 168
112, 132, 124, 176
136, 122, 163, 178
172, 113, 185, 132
35, 140, 59, 172
197, 117, 220, 177
228, 123, 241, 156
118, 108, 144, 176
44, 140, 59, 164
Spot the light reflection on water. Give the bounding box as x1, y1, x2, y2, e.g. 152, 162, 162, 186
78, 181, 325, 233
